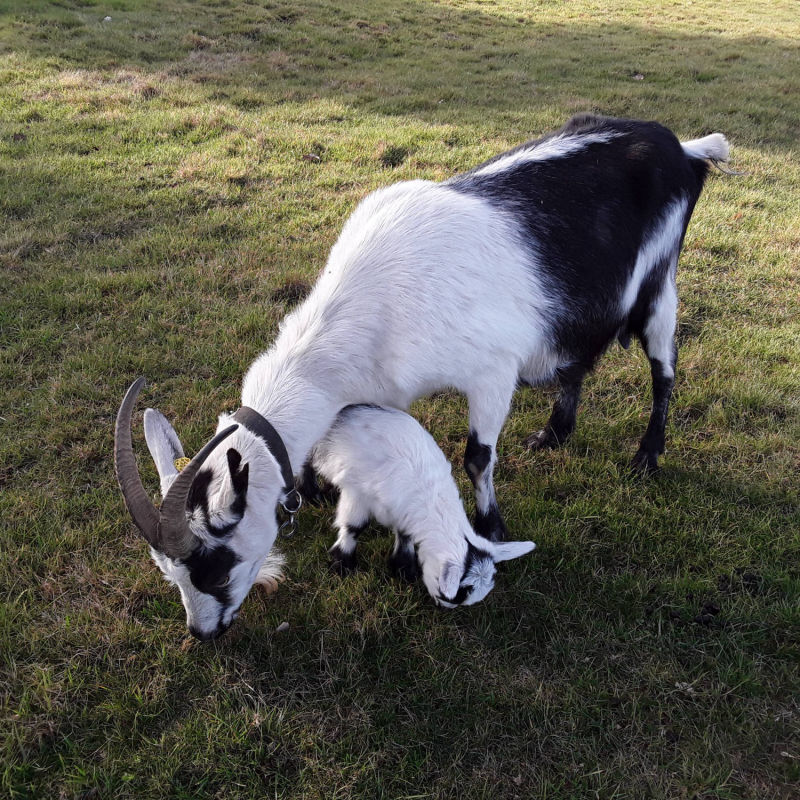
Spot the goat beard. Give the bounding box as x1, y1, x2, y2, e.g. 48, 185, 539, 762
254, 550, 286, 595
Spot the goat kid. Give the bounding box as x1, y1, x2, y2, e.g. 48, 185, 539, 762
115, 114, 729, 639
313, 405, 536, 606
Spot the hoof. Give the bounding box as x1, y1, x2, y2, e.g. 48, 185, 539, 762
630, 448, 660, 474
474, 504, 507, 543
524, 428, 565, 451
329, 545, 357, 576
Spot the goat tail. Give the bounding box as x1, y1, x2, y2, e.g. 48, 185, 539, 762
681, 133, 729, 163
681, 133, 742, 175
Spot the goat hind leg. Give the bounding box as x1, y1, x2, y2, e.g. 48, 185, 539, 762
632, 285, 678, 473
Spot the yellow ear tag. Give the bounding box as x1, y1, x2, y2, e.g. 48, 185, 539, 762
174, 457, 191, 472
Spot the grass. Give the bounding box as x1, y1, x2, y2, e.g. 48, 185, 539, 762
1, 0, 798, 798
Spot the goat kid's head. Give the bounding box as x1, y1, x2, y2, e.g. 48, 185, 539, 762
114, 379, 285, 641
434, 537, 536, 609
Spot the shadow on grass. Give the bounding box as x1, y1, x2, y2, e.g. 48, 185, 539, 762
2, 0, 798, 143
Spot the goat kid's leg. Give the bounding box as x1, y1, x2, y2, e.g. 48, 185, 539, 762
296, 461, 339, 506
525, 363, 587, 450
632, 285, 678, 473
465, 380, 515, 542
329, 488, 368, 575
387, 529, 420, 582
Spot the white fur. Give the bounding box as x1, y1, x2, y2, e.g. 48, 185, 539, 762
643, 280, 679, 379
680, 133, 730, 163
313, 406, 536, 607
473, 132, 618, 178
619, 198, 687, 318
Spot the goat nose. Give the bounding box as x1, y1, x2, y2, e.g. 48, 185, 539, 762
188, 624, 218, 642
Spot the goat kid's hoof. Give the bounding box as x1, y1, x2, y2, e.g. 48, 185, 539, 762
329, 546, 357, 576
388, 553, 420, 583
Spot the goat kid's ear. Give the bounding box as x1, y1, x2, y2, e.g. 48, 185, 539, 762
492, 540, 536, 563
143, 408, 186, 495
226, 448, 249, 495
439, 560, 462, 599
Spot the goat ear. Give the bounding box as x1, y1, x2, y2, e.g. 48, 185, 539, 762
143, 408, 185, 496
491, 540, 536, 563
438, 560, 462, 599
226, 448, 249, 495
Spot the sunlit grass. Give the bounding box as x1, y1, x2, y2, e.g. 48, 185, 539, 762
1, 1, 798, 798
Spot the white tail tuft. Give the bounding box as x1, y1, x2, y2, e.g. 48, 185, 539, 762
681, 133, 730, 163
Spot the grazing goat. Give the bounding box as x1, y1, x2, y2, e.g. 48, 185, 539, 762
313, 405, 536, 606
114, 114, 729, 639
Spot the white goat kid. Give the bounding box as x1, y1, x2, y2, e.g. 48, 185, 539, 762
312, 405, 536, 607
114, 114, 729, 640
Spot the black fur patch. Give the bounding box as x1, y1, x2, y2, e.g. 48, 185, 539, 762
226, 448, 249, 519
388, 530, 420, 582
329, 522, 367, 575
440, 540, 493, 605
464, 430, 491, 485
474, 503, 507, 542
329, 543, 357, 575
526, 362, 587, 449
183, 542, 240, 604
465, 539, 492, 569
441, 583, 473, 605
185, 456, 248, 538
297, 461, 339, 506
632, 357, 676, 472
449, 114, 708, 367
187, 468, 214, 516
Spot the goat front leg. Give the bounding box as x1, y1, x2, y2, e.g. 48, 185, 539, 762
525, 363, 588, 450
329, 488, 368, 575
387, 529, 420, 582
297, 461, 339, 506
465, 378, 515, 542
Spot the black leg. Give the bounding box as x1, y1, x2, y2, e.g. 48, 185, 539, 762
631, 356, 675, 473
297, 461, 338, 506
525, 363, 587, 450
329, 522, 366, 575
387, 530, 420, 582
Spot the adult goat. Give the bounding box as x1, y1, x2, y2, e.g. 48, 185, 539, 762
115, 114, 729, 639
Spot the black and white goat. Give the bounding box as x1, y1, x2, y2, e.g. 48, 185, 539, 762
115, 114, 729, 639
312, 405, 536, 606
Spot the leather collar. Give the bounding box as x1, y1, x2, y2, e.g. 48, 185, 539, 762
232, 407, 301, 512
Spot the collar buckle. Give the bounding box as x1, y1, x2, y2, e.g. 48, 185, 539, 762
278, 492, 302, 537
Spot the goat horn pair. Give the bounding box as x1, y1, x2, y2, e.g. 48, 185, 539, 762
114, 377, 237, 559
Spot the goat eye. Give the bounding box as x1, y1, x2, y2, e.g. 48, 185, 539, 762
219, 575, 231, 587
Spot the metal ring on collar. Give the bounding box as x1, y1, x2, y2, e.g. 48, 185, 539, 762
280, 490, 303, 515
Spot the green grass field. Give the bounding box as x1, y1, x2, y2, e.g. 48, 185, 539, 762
1, 1, 798, 797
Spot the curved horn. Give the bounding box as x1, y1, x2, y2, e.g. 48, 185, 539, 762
114, 377, 160, 546
157, 424, 238, 559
